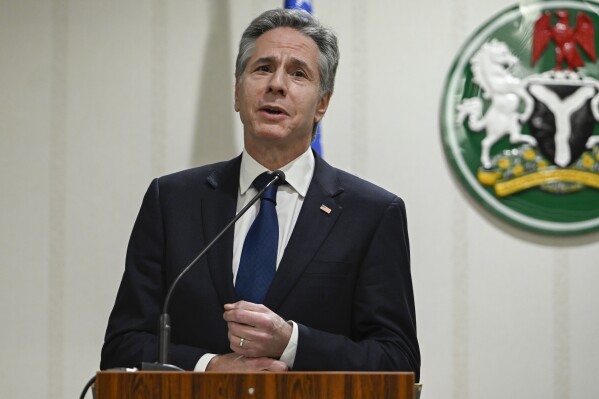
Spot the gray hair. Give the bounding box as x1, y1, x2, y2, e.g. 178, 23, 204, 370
235, 8, 340, 98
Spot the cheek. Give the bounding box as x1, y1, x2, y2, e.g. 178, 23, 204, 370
236, 91, 253, 117
297, 97, 320, 120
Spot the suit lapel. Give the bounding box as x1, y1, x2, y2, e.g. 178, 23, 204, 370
264, 155, 344, 310
202, 156, 241, 306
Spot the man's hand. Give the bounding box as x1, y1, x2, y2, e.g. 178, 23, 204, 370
206, 353, 288, 371
223, 301, 293, 359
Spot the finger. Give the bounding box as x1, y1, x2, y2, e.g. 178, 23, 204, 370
232, 334, 270, 356
228, 319, 268, 339
208, 353, 280, 372
227, 328, 272, 358
229, 334, 246, 354
264, 360, 288, 372
224, 308, 266, 327
227, 330, 248, 345
225, 301, 268, 312
227, 321, 250, 340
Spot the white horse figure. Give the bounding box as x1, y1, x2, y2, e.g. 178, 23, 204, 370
457, 39, 537, 168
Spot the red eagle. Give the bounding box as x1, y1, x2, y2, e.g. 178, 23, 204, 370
532, 10, 596, 70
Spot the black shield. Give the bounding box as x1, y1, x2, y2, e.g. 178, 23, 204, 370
527, 82, 595, 167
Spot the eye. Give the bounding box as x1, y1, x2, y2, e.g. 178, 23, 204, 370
292, 70, 307, 78
256, 65, 271, 73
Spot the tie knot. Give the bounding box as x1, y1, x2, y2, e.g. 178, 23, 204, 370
253, 172, 279, 203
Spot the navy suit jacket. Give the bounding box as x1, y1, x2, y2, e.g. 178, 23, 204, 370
101, 153, 420, 379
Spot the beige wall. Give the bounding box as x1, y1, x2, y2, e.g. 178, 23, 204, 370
1, 1, 598, 398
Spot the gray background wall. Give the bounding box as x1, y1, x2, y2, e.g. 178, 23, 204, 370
1, 0, 598, 398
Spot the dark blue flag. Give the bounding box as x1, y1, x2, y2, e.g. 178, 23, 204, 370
285, 0, 313, 13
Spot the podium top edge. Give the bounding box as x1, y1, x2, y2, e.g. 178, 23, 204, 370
97, 370, 415, 376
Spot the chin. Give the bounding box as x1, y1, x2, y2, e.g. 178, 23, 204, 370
253, 128, 292, 141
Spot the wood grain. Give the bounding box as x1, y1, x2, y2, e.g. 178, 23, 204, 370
95, 371, 415, 399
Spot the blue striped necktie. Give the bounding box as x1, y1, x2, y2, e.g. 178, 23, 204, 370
235, 172, 280, 303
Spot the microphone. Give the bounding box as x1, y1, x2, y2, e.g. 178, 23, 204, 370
139, 170, 286, 371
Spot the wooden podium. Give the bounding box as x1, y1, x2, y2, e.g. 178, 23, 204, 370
95, 371, 416, 399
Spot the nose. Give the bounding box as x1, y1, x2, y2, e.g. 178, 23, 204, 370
267, 69, 287, 95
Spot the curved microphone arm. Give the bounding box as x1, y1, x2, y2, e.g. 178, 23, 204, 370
157, 171, 286, 367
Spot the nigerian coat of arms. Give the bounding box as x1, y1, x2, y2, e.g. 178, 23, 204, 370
441, 0, 599, 235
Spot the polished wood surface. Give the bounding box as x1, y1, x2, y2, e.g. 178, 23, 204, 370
95, 371, 415, 399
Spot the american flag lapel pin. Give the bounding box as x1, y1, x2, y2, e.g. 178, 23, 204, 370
320, 204, 332, 214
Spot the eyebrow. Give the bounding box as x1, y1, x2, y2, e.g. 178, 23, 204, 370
251, 56, 315, 75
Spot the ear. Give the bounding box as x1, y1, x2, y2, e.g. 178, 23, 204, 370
314, 92, 332, 124
234, 81, 240, 112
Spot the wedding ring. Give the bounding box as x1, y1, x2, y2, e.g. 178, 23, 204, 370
239, 337, 245, 348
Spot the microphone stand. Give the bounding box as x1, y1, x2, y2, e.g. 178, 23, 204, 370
139, 171, 285, 371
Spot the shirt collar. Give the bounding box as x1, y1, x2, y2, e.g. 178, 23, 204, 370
239, 147, 315, 197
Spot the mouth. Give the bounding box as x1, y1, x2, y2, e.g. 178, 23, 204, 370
259, 105, 288, 116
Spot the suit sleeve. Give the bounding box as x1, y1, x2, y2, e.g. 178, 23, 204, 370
292, 197, 420, 380
100, 179, 206, 370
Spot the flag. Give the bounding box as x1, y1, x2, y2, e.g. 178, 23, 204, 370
284, 0, 323, 156
285, 0, 313, 14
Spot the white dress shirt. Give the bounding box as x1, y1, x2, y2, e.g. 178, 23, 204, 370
195, 147, 315, 371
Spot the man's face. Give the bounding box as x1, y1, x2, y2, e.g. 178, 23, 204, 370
235, 27, 330, 154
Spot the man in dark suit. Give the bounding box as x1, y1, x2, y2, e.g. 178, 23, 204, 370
101, 8, 420, 378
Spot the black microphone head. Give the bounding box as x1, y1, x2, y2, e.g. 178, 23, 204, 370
272, 170, 286, 185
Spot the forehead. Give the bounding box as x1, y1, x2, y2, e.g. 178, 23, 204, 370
250, 27, 319, 66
